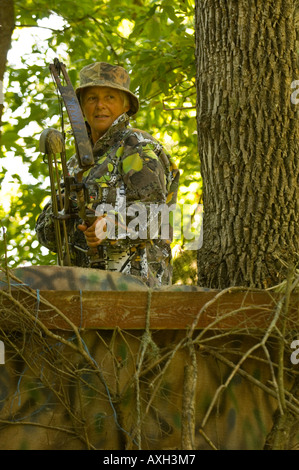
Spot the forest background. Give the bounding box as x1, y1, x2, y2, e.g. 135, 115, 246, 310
0, 0, 198, 284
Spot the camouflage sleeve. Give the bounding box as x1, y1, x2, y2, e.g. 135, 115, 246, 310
115, 136, 179, 244
35, 200, 58, 252
121, 139, 167, 203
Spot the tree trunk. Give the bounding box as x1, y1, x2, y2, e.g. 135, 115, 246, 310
195, 0, 299, 289
0, 0, 15, 133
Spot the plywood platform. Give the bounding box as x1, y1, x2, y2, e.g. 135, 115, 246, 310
0, 265, 298, 331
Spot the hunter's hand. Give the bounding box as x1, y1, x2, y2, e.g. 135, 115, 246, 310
78, 216, 107, 247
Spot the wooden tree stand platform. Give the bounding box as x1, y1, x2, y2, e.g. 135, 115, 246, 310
0, 265, 298, 450
0, 265, 298, 331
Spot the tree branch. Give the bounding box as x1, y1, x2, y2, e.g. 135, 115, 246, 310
0, 0, 15, 135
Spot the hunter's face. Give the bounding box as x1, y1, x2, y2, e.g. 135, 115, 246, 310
81, 86, 130, 143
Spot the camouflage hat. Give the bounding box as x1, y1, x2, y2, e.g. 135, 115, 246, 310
76, 62, 139, 116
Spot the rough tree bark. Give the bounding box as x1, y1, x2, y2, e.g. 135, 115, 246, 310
195, 0, 299, 289
0, 0, 15, 134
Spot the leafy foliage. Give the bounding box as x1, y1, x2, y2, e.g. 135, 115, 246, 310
1, 0, 200, 283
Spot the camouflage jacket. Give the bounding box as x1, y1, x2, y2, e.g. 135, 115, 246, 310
35, 113, 180, 287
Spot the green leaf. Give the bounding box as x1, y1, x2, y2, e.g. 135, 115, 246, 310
122, 153, 143, 174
